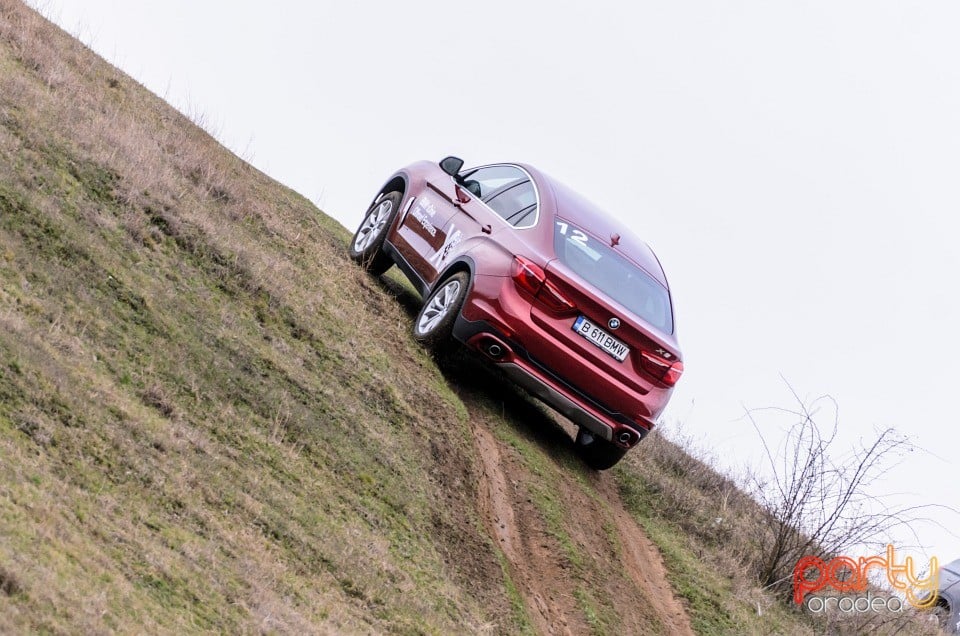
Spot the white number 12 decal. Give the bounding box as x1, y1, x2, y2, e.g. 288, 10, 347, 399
556, 221, 588, 245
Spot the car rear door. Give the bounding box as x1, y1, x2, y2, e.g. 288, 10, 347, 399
390, 185, 460, 285
428, 165, 539, 276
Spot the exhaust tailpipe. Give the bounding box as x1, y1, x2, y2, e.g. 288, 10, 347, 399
618, 431, 633, 445
488, 344, 503, 358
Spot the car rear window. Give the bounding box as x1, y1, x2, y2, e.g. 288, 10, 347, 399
553, 220, 674, 333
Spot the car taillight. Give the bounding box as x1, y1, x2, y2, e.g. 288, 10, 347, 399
511, 256, 544, 295
539, 280, 576, 313
640, 351, 684, 387
511, 256, 576, 314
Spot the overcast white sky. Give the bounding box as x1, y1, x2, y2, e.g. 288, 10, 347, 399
35, 1, 959, 563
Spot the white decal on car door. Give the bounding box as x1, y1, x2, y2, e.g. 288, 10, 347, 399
428, 224, 463, 267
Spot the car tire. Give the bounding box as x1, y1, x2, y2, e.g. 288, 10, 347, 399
931, 598, 951, 630
413, 271, 470, 349
349, 191, 401, 275
575, 427, 628, 471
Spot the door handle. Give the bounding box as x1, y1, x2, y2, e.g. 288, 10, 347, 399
455, 184, 471, 204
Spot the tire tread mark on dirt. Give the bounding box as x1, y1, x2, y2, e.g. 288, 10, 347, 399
472, 416, 695, 635
474, 423, 580, 635
595, 475, 695, 636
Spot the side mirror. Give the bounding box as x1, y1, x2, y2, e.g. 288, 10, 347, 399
439, 156, 464, 177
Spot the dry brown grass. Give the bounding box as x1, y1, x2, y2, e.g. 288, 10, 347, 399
0, 1, 509, 632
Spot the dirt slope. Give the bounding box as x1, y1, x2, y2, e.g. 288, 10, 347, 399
473, 408, 691, 636
389, 286, 696, 635
0, 2, 700, 633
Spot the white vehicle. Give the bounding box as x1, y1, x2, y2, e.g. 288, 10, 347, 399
933, 558, 960, 633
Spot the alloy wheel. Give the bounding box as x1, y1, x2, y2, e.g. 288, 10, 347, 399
353, 199, 393, 253
417, 279, 462, 335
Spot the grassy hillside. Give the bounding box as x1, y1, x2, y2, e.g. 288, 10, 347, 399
0, 2, 507, 631
2, 2, 925, 634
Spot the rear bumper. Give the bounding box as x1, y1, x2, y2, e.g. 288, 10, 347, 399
500, 362, 619, 443
453, 316, 651, 449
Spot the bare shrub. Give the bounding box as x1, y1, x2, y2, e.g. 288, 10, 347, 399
744, 384, 942, 604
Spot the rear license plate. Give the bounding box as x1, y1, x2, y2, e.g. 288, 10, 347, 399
572, 316, 629, 362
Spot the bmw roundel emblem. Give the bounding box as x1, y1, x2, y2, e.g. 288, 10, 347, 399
608, 317, 621, 330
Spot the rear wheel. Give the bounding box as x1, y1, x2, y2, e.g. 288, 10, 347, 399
413, 271, 470, 349
349, 191, 401, 275
932, 597, 951, 630
575, 427, 627, 470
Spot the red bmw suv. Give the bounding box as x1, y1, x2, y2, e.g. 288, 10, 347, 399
349, 157, 682, 469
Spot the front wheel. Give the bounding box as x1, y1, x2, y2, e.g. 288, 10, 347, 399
349, 191, 401, 275
575, 427, 628, 470
413, 271, 470, 349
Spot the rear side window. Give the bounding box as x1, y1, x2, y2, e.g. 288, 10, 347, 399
462, 165, 539, 228
486, 181, 536, 226
554, 220, 674, 333
462, 165, 525, 197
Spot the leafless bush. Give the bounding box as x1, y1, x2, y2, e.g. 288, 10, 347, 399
744, 384, 934, 601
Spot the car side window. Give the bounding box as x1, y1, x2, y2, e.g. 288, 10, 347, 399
486, 181, 537, 227
463, 166, 525, 198
461, 165, 539, 228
